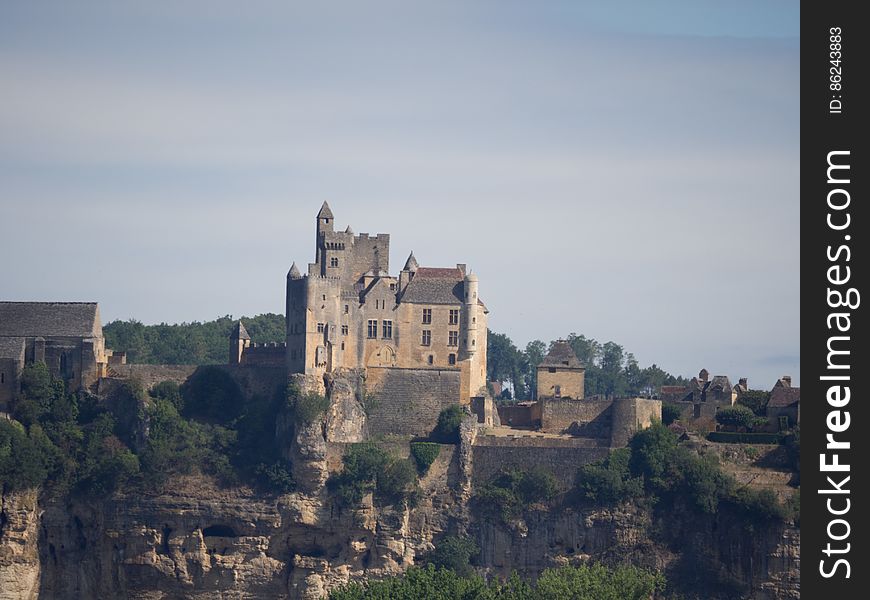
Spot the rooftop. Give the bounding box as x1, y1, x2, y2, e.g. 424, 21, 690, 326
0, 302, 102, 338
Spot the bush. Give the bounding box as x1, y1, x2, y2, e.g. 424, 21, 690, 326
661, 403, 682, 425
715, 405, 756, 429
433, 405, 464, 443
628, 421, 679, 491
329, 443, 417, 506
0, 420, 52, 490
150, 381, 183, 410
292, 392, 330, 425
576, 448, 643, 505
473, 468, 559, 522
737, 390, 771, 416
410, 442, 441, 475
728, 487, 789, 522
181, 366, 243, 424
377, 459, 418, 502
427, 535, 479, 576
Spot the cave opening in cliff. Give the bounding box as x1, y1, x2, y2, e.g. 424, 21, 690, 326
202, 524, 238, 538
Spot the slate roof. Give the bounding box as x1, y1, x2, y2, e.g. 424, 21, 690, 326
0, 336, 25, 361
400, 268, 464, 305
768, 386, 800, 408
708, 375, 732, 391
539, 340, 584, 369
231, 321, 251, 340
0, 302, 101, 338
317, 201, 334, 219
403, 251, 419, 272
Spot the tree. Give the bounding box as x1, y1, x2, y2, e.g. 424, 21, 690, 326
715, 405, 756, 429
522, 340, 547, 399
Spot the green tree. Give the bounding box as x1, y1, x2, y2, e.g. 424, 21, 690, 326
427, 536, 479, 576
715, 405, 756, 429
522, 340, 547, 399
433, 405, 464, 443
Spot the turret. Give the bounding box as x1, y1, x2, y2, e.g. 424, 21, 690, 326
464, 272, 479, 354
315, 202, 335, 269
398, 251, 418, 295
229, 320, 251, 365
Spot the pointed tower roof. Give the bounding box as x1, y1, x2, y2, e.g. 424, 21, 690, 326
317, 201, 334, 219
287, 262, 302, 279
539, 340, 584, 369
345, 225, 354, 234
403, 251, 419, 272
231, 320, 251, 340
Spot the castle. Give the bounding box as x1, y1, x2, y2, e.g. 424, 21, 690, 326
232, 202, 489, 404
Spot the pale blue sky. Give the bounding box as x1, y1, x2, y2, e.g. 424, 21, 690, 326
0, 1, 800, 387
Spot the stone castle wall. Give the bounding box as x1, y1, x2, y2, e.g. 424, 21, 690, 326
540, 398, 613, 437
365, 366, 461, 437
471, 435, 609, 486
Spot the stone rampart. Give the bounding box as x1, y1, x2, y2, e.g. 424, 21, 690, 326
365, 366, 460, 437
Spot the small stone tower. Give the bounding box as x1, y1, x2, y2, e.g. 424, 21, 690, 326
229, 320, 251, 365
315, 201, 335, 269
464, 272, 480, 354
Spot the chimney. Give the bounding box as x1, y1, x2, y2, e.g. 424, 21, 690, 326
782, 375, 792, 387
739, 377, 748, 389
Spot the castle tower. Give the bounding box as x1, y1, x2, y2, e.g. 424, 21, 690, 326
315, 201, 335, 270
229, 320, 251, 365
398, 251, 418, 295
463, 272, 479, 354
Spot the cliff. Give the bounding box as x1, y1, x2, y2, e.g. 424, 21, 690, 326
0, 371, 799, 600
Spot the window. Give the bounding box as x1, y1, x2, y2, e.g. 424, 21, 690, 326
548, 367, 556, 373
421, 330, 431, 346
367, 320, 378, 339
344, 304, 349, 314
330, 257, 339, 268
448, 331, 459, 346
341, 342, 345, 351
554, 385, 561, 398
341, 325, 349, 335
382, 320, 393, 339
322, 294, 326, 301
422, 308, 432, 324
449, 309, 459, 325
428, 355, 434, 365
390, 283, 396, 290
317, 322, 325, 333
1, 372, 4, 384
448, 354, 456, 365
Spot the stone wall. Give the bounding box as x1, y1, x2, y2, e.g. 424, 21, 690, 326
496, 403, 541, 428
365, 366, 461, 437
105, 364, 198, 389
609, 398, 661, 448
540, 398, 613, 438
536, 367, 584, 400
471, 435, 609, 487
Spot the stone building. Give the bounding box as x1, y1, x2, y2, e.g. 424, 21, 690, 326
0, 302, 122, 409
229, 320, 287, 367
536, 340, 585, 400
767, 375, 800, 431
658, 368, 738, 420
285, 203, 488, 403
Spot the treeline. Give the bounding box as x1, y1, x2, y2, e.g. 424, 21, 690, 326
487, 331, 687, 400
103, 314, 285, 364
103, 315, 687, 399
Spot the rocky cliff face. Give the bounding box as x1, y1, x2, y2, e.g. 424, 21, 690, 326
0, 371, 799, 600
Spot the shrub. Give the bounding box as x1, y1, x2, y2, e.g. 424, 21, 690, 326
473, 468, 559, 522
292, 392, 330, 425
706, 432, 784, 444
0, 420, 52, 490
737, 390, 771, 416
254, 461, 295, 493
516, 467, 559, 505
377, 459, 418, 502
576, 448, 643, 505
427, 535, 479, 576
661, 402, 682, 425
150, 380, 183, 410
729, 487, 789, 522
628, 421, 679, 491
181, 366, 243, 424
433, 405, 464, 443
715, 405, 756, 429
410, 442, 441, 475
329, 443, 417, 506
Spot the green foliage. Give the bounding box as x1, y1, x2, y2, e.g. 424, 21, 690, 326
329, 443, 418, 506
737, 390, 771, 416
628, 421, 679, 491
433, 405, 464, 443
149, 381, 183, 411
328, 563, 665, 600
473, 468, 560, 522
661, 403, 682, 426
0, 420, 52, 491
103, 313, 286, 365
427, 536, 479, 577
410, 442, 441, 475
727, 487, 789, 522
576, 448, 643, 504
715, 405, 756, 429
291, 391, 330, 425
181, 366, 243, 424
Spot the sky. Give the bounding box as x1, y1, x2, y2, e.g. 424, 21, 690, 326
0, 1, 800, 388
